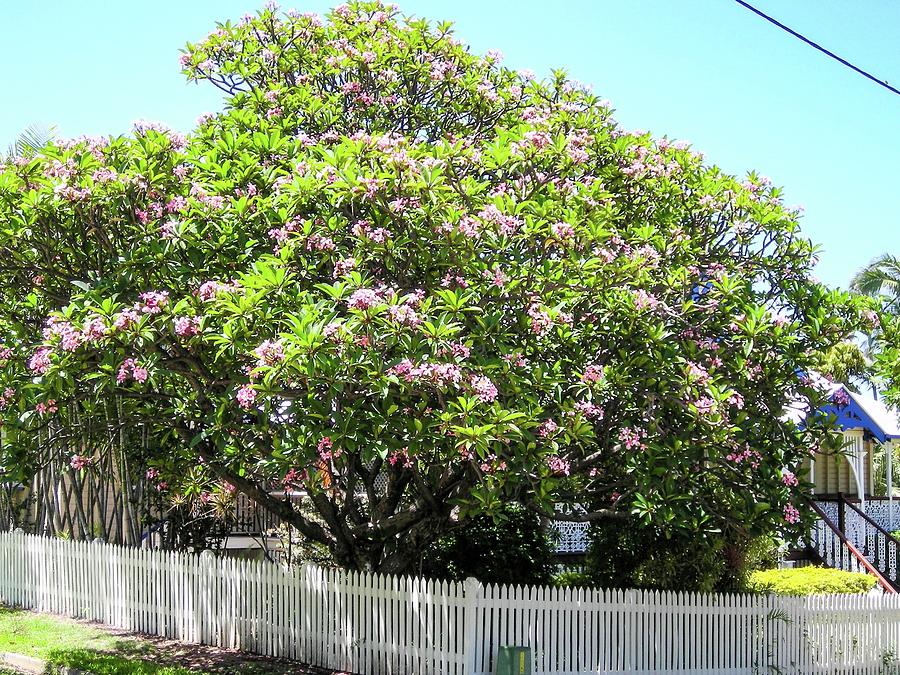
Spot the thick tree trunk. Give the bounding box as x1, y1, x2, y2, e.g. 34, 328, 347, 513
327, 509, 452, 575
373, 513, 452, 575
194, 438, 459, 574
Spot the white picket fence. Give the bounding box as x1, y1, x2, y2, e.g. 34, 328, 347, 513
2, 532, 900, 674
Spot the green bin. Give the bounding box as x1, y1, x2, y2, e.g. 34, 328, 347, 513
495, 645, 532, 675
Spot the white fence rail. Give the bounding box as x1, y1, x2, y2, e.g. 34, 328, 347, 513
2, 532, 900, 674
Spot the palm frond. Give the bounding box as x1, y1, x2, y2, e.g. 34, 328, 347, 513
5, 124, 57, 159
850, 254, 900, 305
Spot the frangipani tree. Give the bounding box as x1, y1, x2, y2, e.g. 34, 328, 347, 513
0, 1, 867, 572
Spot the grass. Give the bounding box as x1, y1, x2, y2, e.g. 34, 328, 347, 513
0, 605, 197, 673
0, 607, 304, 674
0, 605, 124, 659
40, 650, 204, 675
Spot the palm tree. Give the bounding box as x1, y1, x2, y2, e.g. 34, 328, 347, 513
4, 123, 57, 160
849, 254, 900, 398
851, 254, 900, 314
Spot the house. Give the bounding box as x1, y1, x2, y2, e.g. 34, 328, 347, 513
803, 384, 900, 505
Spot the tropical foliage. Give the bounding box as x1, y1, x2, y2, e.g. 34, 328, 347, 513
851, 254, 900, 315
859, 255, 900, 408
0, 1, 868, 572
815, 341, 871, 393
747, 567, 876, 596
4, 124, 57, 160
420, 502, 556, 585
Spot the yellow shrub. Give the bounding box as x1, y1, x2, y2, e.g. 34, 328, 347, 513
747, 566, 876, 595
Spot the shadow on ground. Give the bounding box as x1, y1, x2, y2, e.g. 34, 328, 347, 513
1, 605, 346, 674
45, 638, 337, 674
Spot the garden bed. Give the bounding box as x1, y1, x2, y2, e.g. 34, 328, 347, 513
0, 606, 336, 674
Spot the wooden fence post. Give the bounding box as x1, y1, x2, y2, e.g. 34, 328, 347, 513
463, 576, 483, 674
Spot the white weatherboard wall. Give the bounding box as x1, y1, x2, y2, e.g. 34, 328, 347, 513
2, 532, 900, 674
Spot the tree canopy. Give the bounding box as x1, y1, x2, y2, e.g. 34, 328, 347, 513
0, 1, 868, 572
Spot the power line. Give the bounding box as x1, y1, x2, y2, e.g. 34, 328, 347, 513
732, 0, 900, 97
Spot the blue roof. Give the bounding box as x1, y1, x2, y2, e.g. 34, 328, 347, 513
819, 385, 900, 443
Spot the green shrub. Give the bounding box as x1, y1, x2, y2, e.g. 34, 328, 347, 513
585, 521, 728, 592
747, 566, 876, 595
552, 570, 592, 588
585, 519, 785, 592
719, 535, 782, 592
420, 503, 556, 585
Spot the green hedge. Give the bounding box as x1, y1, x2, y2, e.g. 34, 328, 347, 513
747, 567, 876, 595
552, 570, 593, 588
420, 503, 556, 585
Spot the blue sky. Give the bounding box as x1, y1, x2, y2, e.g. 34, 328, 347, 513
3, 0, 897, 289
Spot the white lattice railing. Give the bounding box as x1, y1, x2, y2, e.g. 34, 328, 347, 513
811, 519, 873, 576
550, 504, 591, 554
551, 498, 900, 563
552, 520, 590, 554
814, 499, 839, 524
813, 499, 900, 586
855, 499, 900, 533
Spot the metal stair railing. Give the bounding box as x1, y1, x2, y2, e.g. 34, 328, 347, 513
808, 499, 895, 594
838, 495, 900, 589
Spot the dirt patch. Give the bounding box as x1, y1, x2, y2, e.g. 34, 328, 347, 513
96, 627, 348, 674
